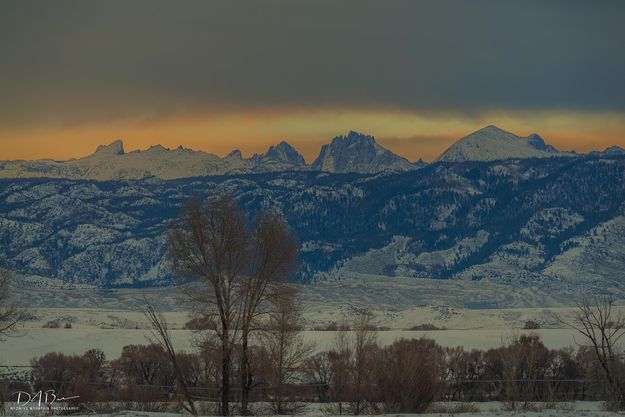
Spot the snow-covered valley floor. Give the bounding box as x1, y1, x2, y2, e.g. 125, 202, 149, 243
5, 273, 624, 366
1, 301, 615, 366
0, 324, 591, 366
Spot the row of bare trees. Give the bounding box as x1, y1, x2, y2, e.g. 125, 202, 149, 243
5, 298, 625, 414
12, 325, 619, 414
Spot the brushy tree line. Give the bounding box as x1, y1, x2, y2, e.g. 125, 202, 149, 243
0, 324, 622, 415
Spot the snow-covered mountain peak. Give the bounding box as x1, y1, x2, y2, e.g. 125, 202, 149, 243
436, 125, 565, 162
7, 126, 621, 180
94, 140, 125, 156
311, 131, 418, 173
265, 141, 306, 165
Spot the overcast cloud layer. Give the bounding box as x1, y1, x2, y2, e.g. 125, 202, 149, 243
1, 0, 625, 129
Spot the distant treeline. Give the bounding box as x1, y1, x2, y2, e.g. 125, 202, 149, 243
0, 331, 616, 415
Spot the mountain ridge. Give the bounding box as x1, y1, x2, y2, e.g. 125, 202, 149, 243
0, 131, 422, 180
3, 155, 625, 300
0, 125, 621, 180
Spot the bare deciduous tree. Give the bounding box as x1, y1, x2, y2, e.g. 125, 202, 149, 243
496, 332, 551, 410
377, 337, 443, 413
237, 212, 299, 414
169, 195, 249, 416
167, 194, 298, 416
144, 304, 197, 415
347, 311, 378, 415
565, 297, 625, 410
258, 286, 313, 414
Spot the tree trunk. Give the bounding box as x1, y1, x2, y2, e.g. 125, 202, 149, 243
221, 331, 230, 416
240, 334, 251, 415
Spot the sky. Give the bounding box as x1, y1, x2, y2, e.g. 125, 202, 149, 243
1, 1, 624, 162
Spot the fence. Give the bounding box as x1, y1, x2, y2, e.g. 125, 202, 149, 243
0, 376, 609, 404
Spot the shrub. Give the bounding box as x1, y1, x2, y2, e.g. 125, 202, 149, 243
42, 320, 60, 328
313, 322, 351, 331
377, 338, 444, 413
523, 320, 541, 329
184, 317, 210, 330
30, 349, 107, 404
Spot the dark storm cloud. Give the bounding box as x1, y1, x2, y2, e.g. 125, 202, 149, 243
1, 0, 624, 126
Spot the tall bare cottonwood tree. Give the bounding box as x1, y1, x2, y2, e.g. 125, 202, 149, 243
167, 194, 298, 416
237, 212, 299, 414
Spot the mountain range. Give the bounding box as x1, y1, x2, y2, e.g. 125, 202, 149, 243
2, 154, 625, 303
0, 131, 420, 180
2, 124, 625, 303
2, 125, 623, 180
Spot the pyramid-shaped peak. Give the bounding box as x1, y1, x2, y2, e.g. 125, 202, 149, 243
95, 140, 125, 155
265, 141, 305, 165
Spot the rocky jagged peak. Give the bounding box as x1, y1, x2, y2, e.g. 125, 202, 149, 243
311, 131, 415, 173
331, 131, 376, 147
265, 141, 306, 166
94, 140, 125, 156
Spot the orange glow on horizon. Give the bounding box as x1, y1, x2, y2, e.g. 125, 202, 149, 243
1, 108, 625, 163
